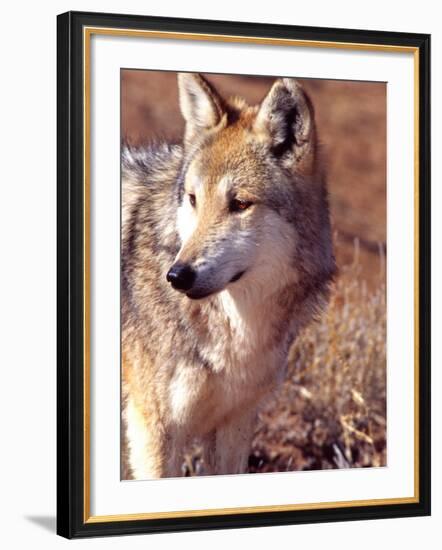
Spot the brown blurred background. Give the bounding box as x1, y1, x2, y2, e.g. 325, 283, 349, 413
121, 71, 387, 475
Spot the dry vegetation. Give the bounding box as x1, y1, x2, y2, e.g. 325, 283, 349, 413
249, 238, 386, 473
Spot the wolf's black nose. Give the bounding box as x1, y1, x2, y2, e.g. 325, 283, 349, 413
166, 263, 196, 292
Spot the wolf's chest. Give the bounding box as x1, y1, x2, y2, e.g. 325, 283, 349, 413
168, 294, 292, 432
168, 343, 283, 434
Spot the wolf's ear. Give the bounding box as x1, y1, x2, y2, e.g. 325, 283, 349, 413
255, 78, 316, 171
178, 73, 226, 143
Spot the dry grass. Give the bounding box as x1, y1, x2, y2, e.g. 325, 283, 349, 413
248, 239, 387, 473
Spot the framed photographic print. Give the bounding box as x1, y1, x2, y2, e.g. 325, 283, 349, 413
57, 11, 431, 539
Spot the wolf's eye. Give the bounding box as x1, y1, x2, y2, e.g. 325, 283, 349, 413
229, 198, 253, 213
188, 194, 196, 208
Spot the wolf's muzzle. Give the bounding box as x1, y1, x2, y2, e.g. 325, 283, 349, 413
166, 263, 196, 292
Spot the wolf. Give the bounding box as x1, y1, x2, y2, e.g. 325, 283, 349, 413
122, 73, 335, 479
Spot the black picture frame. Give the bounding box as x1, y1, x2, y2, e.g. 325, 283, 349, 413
57, 10, 431, 539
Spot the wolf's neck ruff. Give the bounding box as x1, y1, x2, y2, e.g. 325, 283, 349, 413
216, 284, 299, 368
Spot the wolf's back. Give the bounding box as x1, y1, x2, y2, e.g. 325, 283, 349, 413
121, 142, 183, 242
121, 142, 184, 333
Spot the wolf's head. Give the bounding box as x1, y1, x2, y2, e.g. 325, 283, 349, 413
167, 73, 335, 301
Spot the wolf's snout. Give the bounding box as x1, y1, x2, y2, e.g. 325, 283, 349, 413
166, 263, 196, 292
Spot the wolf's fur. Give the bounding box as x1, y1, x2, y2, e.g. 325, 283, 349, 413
122, 73, 335, 479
